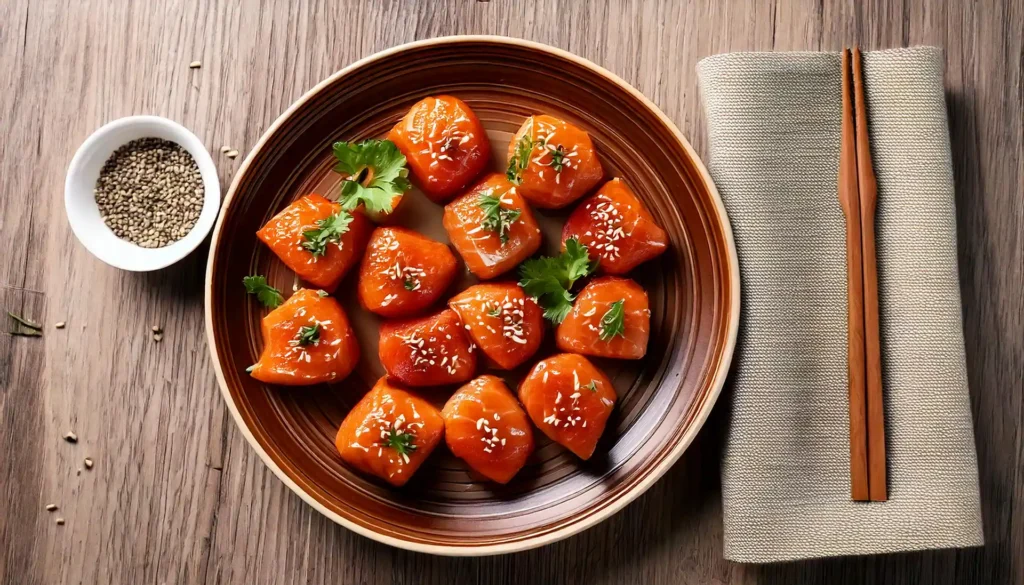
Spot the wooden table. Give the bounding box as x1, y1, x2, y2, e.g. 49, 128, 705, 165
2, 1, 1021, 583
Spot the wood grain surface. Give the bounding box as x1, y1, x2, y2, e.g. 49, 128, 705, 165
1, 1, 1020, 583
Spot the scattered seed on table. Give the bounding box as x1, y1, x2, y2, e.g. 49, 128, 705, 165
151, 325, 162, 333
153, 333, 163, 342
220, 146, 232, 154
56, 518, 65, 526
225, 149, 239, 159
189, 60, 201, 69
55, 321, 66, 329
63, 432, 78, 443
45, 504, 58, 512
94, 137, 204, 249
84, 457, 94, 469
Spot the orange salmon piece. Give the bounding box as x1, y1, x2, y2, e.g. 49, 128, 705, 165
556, 277, 650, 359
442, 174, 542, 279
518, 353, 616, 460
388, 95, 491, 203
378, 309, 477, 387
506, 115, 603, 209
357, 227, 458, 318
562, 178, 668, 274
335, 377, 445, 487
441, 375, 535, 484
248, 288, 360, 386
256, 194, 373, 291
448, 283, 544, 370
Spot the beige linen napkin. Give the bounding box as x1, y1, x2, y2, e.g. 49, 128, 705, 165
697, 47, 983, 563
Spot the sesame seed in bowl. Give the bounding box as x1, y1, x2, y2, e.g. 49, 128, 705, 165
94, 137, 205, 249
65, 116, 221, 272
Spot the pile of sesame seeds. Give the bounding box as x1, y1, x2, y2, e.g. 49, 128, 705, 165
94, 137, 204, 248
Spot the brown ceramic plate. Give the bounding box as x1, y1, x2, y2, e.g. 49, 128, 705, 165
205, 36, 739, 555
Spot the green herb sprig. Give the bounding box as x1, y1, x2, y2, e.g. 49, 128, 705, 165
243, 275, 284, 309
518, 238, 599, 324
506, 133, 534, 185
478, 192, 522, 244
385, 428, 417, 457
548, 144, 567, 173
599, 299, 626, 341
302, 210, 353, 258
295, 322, 321, 346
7, 311, 43, 337
333, 139, 411, 216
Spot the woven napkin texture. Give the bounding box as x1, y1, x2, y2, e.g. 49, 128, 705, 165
696, 47, 983, 563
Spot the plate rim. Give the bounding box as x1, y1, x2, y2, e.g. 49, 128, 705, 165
204, 34, 740, 556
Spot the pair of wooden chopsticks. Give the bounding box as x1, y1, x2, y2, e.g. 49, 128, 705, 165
839, 47, 887, 502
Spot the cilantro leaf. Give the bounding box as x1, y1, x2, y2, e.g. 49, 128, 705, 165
583, 380, 598, 392
478, 192, 522, 244
518, 238, 599, 324
333, 139, 411, 216
563, 238, 600, 282
599, 299, 626, 341
243, 275, 284, 308
301, 210, 353, 258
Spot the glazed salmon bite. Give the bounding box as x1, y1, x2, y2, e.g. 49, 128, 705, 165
557, 277, 651, 360
256, 194, 373, 292
506, 114, 603, 209
335, 377, 445, 487
357, 227, 458, 318
378, 308, 478, 387
562, 178, 668, 274
518, 354, 617, 460
448, 283, 544, 370
442, 375, 535, 484
388, 95, 491, 203
442, 173, 542, 280
248, 288, 360, 386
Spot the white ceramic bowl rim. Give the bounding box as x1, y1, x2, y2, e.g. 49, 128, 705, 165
64, 115, 221, 272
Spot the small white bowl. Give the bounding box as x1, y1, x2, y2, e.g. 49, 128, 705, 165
65, 116, 221, 271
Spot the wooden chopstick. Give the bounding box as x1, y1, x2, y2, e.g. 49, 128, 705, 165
839, 48, 870, 502
852, 48, 887, 502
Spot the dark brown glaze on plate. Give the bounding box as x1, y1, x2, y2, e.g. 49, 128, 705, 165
205, 36, 739, 555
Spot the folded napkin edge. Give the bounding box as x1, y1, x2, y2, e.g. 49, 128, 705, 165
696, 45, 944, 74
